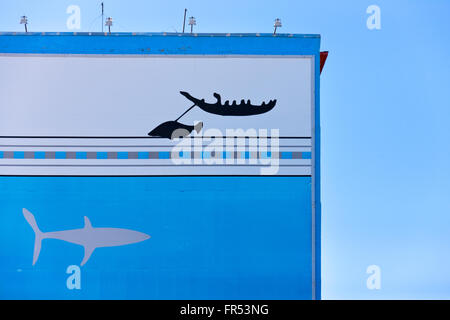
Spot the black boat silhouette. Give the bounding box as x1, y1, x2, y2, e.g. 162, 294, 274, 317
179, 91, 277, 116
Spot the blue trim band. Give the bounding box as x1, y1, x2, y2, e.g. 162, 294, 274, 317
0, 33, 320, 55
0, 151, 312, 160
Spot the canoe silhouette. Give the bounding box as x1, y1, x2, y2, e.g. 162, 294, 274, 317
179, 91, 276, 116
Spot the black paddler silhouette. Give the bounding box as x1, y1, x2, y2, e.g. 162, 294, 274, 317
148, 121, 203, 140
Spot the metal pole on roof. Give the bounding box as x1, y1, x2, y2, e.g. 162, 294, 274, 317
273, 18, 282, 35
101, 2, 104, 33
105, 17, 113, 34
20, 16, 28, 33
188, 16, 196, 34
182, 9, 187, 33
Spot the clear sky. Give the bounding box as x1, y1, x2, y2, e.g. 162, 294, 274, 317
1, 0, 450, 299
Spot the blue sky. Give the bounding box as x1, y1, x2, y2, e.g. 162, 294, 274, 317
1, 0, 450, 299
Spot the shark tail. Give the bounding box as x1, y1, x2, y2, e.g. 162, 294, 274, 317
23, 208, 44, 265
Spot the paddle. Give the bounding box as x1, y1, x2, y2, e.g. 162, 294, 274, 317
175, 103, 197, 122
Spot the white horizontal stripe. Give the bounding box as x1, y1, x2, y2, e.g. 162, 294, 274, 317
0, 165, 311, 176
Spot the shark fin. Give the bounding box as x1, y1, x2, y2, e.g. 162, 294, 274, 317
80, 246, 95, 266
84, 216, 93, 229
81, 217, 94, 266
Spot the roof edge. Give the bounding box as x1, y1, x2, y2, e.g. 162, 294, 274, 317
0, 31, 320, 38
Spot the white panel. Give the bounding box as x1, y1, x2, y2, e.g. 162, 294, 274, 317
0, 55, 314, 176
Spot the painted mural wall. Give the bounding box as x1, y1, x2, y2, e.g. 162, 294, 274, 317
0, 33, 321, 299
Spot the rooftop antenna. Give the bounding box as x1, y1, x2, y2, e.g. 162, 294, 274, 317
182, 8, 187, 33
105, 17, 113, 34
188, 16, 196, 34
101, 2, 104, 32
273, 18, 282, 35
20, 15, 28, 32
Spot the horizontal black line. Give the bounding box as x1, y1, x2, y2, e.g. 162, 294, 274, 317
0, 136, 312, 139
0, 175, 312, 177
0, 164, 311, 167
0, 136, 164, 139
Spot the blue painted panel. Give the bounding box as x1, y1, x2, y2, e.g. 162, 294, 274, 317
55, 152, 66, 159
0, 177, 312, 299
34, 152, 46, 159
302, 152, 312, 159
75, 152, 87, 159
96, 152, 108, 159
14, 151, 25, 159
137, 152, 149, 159
117, 152, 128, 159
0, 33, 320, 55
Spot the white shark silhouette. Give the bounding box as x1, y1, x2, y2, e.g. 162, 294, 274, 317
23, 208, 150, 266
